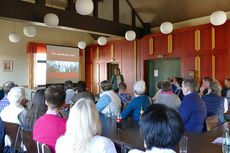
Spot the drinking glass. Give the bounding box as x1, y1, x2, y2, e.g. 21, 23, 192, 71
179, 136, 188, 153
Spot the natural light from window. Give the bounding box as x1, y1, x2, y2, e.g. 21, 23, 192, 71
35, 53, 47, 86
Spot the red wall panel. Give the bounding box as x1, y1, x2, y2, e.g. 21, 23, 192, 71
215, 53, 227, 85
200, 27, 212, 51
200, 55, 212, 80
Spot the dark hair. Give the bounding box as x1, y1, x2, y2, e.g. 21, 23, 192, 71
24, 89, 47, 129
70, 91, 95, 108
183, 76, 199, 93
175, 77, 183, 87
3, 81, 16, 94
162, 81, 172, 92
156, 81, 163, 89
65, 80, 73, 89
203, 77, 212, 84
100, 80, 112, 91
75, 81, 86, 92
45, 85, 66, 109
119, 82, 127, 91
140, 104, 184, 150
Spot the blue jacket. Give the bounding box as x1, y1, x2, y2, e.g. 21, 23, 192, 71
179, 93, 207, 133
0, 118, 4, 153
121, 95, 151, 121
202, 93, 225, 124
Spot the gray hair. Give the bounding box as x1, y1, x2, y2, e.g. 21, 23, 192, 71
210, 79, 222, 95
8, 87, 26, 105
3, 81, 16, 94
133, 80, 146, 95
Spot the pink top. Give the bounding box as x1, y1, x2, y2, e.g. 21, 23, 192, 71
161, 91, 173, 94
33, 114, 67, 153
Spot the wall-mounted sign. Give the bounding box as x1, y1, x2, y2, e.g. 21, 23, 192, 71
154, 70, 158, 77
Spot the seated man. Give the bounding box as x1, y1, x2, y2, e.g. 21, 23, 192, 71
155, 81, 181, 111
1, 87, 27, 124
199, 77, 212, 96
96, 80, 121, 116
0, 81, 16, 112
121, 80, 151, 121
179, 77, 207, 133
64, 80, 75, 107
116, 83, 132, 110
33, 85, 67, 153
74, 81, 86, 93
129, 104, 184, 153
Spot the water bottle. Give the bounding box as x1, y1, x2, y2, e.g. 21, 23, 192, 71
116, 113, 122, 131
139, 106, 144, 120
222, 128, 230, 153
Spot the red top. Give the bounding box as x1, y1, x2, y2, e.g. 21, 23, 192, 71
33, 114, 67, 153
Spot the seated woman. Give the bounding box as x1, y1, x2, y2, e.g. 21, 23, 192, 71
129, 104, 184, 153
121, 80, 151, 121
18, 89, 47, 130
55, 96, 117, 153
0, 87, 27, 124
202, 79, 228, 124
152, 81, 163, 103
96, 80, 121, 116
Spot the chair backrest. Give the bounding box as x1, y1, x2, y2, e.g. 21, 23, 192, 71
206, 115, 219, 131
36, 142, 52, 153
22, 128, 37, 153
2, 121, 21, 150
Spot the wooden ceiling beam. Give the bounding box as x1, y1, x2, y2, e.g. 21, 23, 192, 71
35, 0, 45, 7
113, 0, 119, 22
0, 0, 144, 38
66, 0, 75, 13
93, 0, 98, 17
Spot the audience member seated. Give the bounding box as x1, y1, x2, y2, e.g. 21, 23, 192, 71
178, 77, 207, 133
168, 77, 177, 93
0, 81, 16, 112
116, 83, 132, 110
33, 85, 67, 153
199, 77, 212, 96
0, 117, 4, 153
226, 90, 230, 106
74, 81, 86, 93
121, 80, 151, 121
64, 80, 75, 107
1, 87, 27, 124
70, 91, 95, 108
174, 77, 184, 101
152, 81, 163, 103
128, 104, 184, 153
18, 89, 47, 130
155, 81, 181, 111
202, 79, 228, 124
0, 89, 4, 101
221, 78, 230, 97
188, 70, 195, 77
55, 95, 117, 153
96, 80, 121, 116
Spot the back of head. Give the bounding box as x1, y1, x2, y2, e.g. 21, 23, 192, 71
119, 82, 127, 91
162, 81, 172, 92
66, 98, 101, 152
133, 80, 146, 95
70, 91, 95, 108
100, 80, 112, 91
8, 87, 26, 105
3, 81, 16, 94
175, 77, 183, 87
139, 104, 184, 150
65, 80, 73, 89
156, 81, 163, 90
45, 85, 66, 109
75, 81, 86, 92
210, 79, 222, 95
183, 77, 199, 93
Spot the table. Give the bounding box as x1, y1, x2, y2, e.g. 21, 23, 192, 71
100, 113, 230, 153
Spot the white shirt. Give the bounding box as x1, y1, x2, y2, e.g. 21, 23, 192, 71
65, 89, 75, 105
129, 147, 176, 153
56, 135, 117, 153
116, 76, 121, 88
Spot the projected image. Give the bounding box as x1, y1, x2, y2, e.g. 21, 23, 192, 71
47, 61, 79, 73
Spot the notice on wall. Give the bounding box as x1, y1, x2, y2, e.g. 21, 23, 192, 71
154, 70, 158, 77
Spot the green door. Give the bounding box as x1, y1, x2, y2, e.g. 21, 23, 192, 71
146, 58, 181, 98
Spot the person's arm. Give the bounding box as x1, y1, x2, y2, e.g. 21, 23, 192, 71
121, 74, 124, 83
178, 103, 190, 124
121, 100, 135, 119
96, 95, 112, 112
111, 75, 115, 84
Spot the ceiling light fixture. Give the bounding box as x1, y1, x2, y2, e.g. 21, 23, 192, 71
125, 30, 136, 41
44, 13, 59, 26
9, 22, 20, 43
75, 0, 94, 15
160, 0, 173, 34
23, 26, 36, 37
78, 41, 86, 49
210, 0, 226, 26
98, 36, 107, 46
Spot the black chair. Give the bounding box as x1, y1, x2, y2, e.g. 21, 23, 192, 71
36, 142, 52, 153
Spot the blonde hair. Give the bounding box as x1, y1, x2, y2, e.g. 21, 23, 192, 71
63, 98, 101, 153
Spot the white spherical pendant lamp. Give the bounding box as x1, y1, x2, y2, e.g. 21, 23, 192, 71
210, 11, 227, 26
78, 41, 86, 49
160, 22, 173, 34
23, 26, 36, 37
125, 30, 136, 41
9, 33, 20, 43
44, 13, 59, 26
98, 36, 107, 46
75, 0, 94, 15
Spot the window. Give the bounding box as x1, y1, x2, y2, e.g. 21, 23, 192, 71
34, 53, 47, 87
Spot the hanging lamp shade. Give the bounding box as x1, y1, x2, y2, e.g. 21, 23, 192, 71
23, 26, 36, 37
98, 36, 107, 46
75, 0, 94, 15
44, 13, 59, 26
78, 41, 86, 49
125, 30, 136, 41
210, 11, 227, 26
160, 22, 173, 34
9, 33, 20, 43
